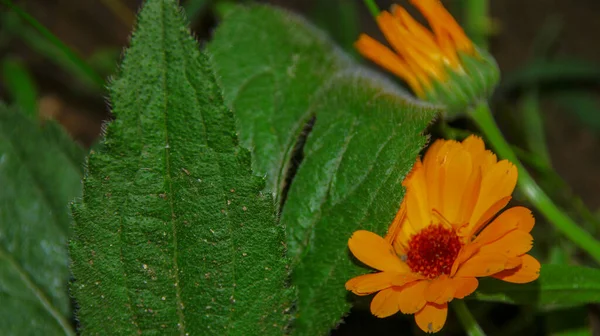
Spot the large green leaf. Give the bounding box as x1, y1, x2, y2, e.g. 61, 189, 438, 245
0, 104, 83, 335
208, 6, 436, 335
208, 5, 355, 201
472, 264, 600, 309
69, 0, 293, 335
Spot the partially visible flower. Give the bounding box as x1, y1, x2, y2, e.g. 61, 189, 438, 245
355, 0, 499, 116
346, 136, 540, 333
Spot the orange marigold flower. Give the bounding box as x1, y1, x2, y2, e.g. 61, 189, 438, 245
345, 136, 540, 333
355, 0, 499, 116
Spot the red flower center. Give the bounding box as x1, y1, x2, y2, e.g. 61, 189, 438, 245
406, 224, 462, 279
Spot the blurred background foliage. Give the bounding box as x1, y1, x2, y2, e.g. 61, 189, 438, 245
1, 0, 600, 335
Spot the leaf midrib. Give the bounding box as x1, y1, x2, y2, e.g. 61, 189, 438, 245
159, 1, 186, 334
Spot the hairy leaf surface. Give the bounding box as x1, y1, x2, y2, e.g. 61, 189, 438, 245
70, 1, 293, 335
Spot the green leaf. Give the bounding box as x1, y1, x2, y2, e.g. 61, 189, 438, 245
208, 5, 436, 334
471, 264, 600, 309
0, 104, 83, 335
69, 1, 293, 335
208, 5, 354, 199
2, 57, 38, 118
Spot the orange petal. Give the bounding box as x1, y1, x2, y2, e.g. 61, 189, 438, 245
455, 167, 482, 227
370, 287, 401, 318
505, 257, 523, 269
410, 0, 473, 54
492, 254, 540, 284
377, 12, 445, 82
467, 196, 512, 238
404, 160, 432, 232
391, 5, 438, 50
425, 275, 455, 304
349, 230, 410, 273
469, 160, 517, 229
391, 273, 424, 287
346, 272, 395, 295
474, 206, 535, 246
451, 245, 476, 276
414, 302, 448, 334
462, 136, 497, 173
385, 201, 406, 246
354, 34, 424, 96
454, 253, 508, 277
453, 277, 479, 299
397, 279, 429, 314
439, 143, 473, 224
423, 140, 446, 210
478, 230, 533, 258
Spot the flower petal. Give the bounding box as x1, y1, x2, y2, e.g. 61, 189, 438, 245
454, 253, 509, 277
453, 277, 479, 298
478, 230, 533, 257
391, 273, 424, 287
397, 279, 429, 314
354, 34, 424, 96
414, 302, 448, 334
346, 272, 395, 295
385, 202, 406, 247
461, 136, 497, 173
370, 287, 401, 318
348, 230, 410, 272
404, 160, 432, 232
469, 159, 517, 229
423, 139, 446, 211
425, 275, 454, 304
439, 143, 474, 224
474, 206, 535, 246
492, 254, 540, 284
467, 196, 512, 238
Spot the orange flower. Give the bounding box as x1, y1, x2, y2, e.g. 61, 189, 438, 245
345, 136, 540, 333
356, 0, 475, 98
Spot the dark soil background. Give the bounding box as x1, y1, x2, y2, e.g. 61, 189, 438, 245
1, 0, 599, 335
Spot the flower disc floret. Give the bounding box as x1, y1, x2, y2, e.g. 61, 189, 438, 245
406, 225, 462, 279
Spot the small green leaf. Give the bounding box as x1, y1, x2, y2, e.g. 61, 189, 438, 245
472, 264, 600, 309
0, 104, 83, 335
209, 5, 436, 334
2, 57, 38, 118
69, 0, 293, 335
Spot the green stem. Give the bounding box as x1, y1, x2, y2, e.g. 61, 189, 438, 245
521, 89, 552, 167
451, 300, 485, 336
463, 0, 488, 49
362, 0, 380, 19
470, 102, 600, 264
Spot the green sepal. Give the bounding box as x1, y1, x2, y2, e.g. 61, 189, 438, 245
425, 47, 500, 118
